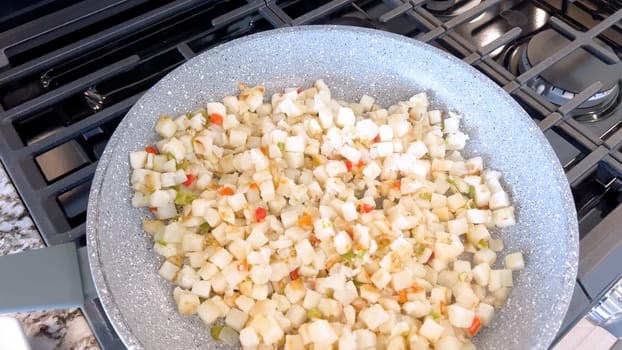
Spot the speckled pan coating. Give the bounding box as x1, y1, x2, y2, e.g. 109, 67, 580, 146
87, 26, 578, 350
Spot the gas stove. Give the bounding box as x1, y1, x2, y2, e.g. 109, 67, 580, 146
0, 0, 620, 348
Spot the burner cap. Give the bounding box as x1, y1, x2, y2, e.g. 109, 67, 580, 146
526, 29, 621, 94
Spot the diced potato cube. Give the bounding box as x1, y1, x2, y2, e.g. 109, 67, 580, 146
387, 336, 406, 350
334, 281, 359, 306
318, 298, 341, 319
447, 218, 468, 236
476, 302, 495, 326
504, 252, 525, 271
308, 319, 339, 345
376, 142, 394, 157
489, 191, 510, 210
403, 300, 431, 318
182, 232, 204, 252
295, 239, 315, 265
447, 304, 474, 328
391, 270, 414, 291
235, 295, 255, 314
303, 290, 322, 310
246, 225, 269, 249
419, 318, 443, 342
344, 305, 356, 325
209, 247, 233, 269
341, 144, 361, 164
191, 280, 212, 298
355, 329, 377, 348
466, 209, 492, 224
227, 193, 247, 212
259, 180, 275, 202
251, 283, 269, 300
286, 304, 307, 328
285, 334, 305, 350
492, 207, 516, 227
197, 299, 220, 325
436, 336, 461, 350
473, 249, 497, 266
222, 262, 248, 289
198, 262, 218, 280
176, 290, 200, 316
337, 107, 356, 127
360, 284, 381, 303
251, 314, 284, 345
129, 151, 148, 169
225, 308, 249, 332
371, 269, 392, 289
359, 304, 390, 330
239, 327, 260, 349
284, 278, 306, 304
472, 263, 491, 286
158, 260, 180, 281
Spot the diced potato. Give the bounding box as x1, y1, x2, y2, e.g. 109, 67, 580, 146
131, 82, 524, 345
371, 268, 392, 289
403, 300, 431, 318
191, 280, 211, 298
505, 251, 525, 271
436, 336, 461, 350
158, 260, 180, 281
130, 150, 148, 169
209, 247, 233, 269
176, 265, 199, 289
286, 304, 307, 328
318, 297, 341, 319
489, 190, 510, 210
360, 284, 381, 303
197, 299, 220, 325
341, 202, 358, 221
447, 304, 474, 328
359, 304, 390, 330
472, 263, 491, 286
419, 318, 443, 342
493, 206, 516, 227
473, 248, 497, 266
334, 281, 358, 306
176, 290, 200, 316
336, 107, 356, 127
309, 319, 339, 345
251, 283, 269, 300
285, 334, 305, 350
252, 314, 284, 345
182, 232, 204, 252
239, 327, 260, 349
295, 239, 315, 265
476, 302, 495, 326
355, 329, 377, 348
284, 278, 306, 304
225, 308, 248, 332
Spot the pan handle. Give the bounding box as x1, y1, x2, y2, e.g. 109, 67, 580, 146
0, 243, 97, 313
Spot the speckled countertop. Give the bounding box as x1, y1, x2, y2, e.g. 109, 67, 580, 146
0, 164, 100, 350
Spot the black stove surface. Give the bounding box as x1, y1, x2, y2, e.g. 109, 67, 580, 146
0, 0, 620, 348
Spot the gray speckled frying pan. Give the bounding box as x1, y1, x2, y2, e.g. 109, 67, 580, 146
83, 26, 578, 349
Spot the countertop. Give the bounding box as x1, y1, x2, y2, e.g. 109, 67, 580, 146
0, 164, 100, 350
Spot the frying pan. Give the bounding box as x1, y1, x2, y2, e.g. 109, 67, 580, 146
0, 26, 578, 349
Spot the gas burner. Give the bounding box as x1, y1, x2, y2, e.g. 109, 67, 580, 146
505, 29, 621, 122
425, 0, 481, 17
